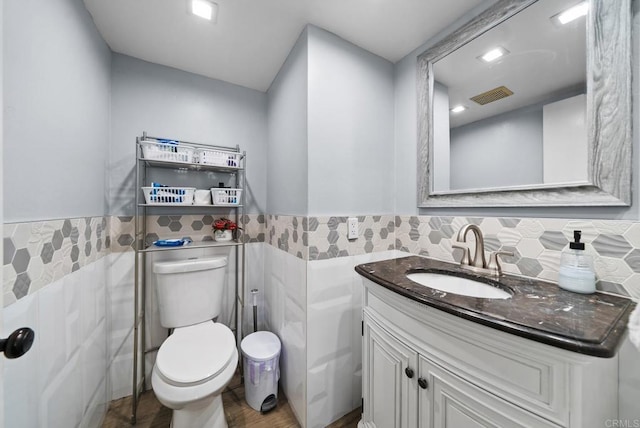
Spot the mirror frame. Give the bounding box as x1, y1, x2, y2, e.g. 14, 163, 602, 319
417, 0, 631, 208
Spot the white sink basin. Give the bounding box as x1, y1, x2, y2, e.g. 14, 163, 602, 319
406, 272, 512, 299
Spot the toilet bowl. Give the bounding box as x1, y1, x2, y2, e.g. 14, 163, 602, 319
151, 256, 235, 427
151, 321, 238, 428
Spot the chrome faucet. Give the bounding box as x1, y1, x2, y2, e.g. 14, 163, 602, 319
453, 224, 513, 276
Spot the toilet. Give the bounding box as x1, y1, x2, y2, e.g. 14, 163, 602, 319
151, 256, 238, 428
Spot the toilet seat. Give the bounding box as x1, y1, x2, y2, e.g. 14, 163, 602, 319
156, 322, 236, 387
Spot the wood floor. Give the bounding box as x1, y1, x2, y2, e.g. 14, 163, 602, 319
102, 373, 361, 428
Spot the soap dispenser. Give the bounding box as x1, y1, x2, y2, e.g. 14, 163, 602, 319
558, 230, 596, 294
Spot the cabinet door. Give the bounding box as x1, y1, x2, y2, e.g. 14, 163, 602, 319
421, 356, 558, 428
363, 312, 418, 428
417, 355, 433, 428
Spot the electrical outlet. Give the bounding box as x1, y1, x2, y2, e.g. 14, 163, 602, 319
348, 217, 358, 240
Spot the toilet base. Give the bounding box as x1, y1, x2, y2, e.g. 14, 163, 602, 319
171, 393, 227, 428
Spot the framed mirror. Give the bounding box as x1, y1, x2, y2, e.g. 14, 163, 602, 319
417, 0, 631, 207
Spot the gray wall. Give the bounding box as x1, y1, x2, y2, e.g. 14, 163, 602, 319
307, 26, 395, 216
3, 0, 111, 222
393, 0, 640, 219
266, 29, 309, 216
450, 107, 543, 190
110, 54, 268, 215
266, 25, 395, 217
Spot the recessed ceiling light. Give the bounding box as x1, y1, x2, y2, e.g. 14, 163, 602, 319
478, 47, 509, 63
451, 105, 467, 113
550, 2, 588, 26
191, 0, 218, 21
555, 2, 588, 25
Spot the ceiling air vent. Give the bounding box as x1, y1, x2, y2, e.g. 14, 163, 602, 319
470, 86, 514, 105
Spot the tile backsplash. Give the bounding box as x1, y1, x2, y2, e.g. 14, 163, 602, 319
395, 216, 640, 299
262, 214, 640, 298
5, 213, 640, 306
265, 215, 396, 261
109, 214, 267, 253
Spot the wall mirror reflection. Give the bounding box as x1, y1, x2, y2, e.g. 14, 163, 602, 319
417, 0, 631, 207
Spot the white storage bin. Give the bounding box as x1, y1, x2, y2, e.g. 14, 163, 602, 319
241, 331, 281, 413
142, 187, 195, 205
141, 140, 195, 163
195, 148, 240, 167
211, 188, 242, 206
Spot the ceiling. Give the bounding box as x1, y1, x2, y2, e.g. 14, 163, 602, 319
435, 0, 586, 128
82, 0, 487, 92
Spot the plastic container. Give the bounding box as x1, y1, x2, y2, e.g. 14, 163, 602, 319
211, 188, 242, 206
140, 140, 195, 164
194, 189, 212, 205
240, 331, 281, 412
142, 187, 195, 205
195, 148, 240, 167
558, 230, 596, 294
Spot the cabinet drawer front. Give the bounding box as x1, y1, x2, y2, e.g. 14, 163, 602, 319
422, 357, 559, 428
365, 282, 570, 426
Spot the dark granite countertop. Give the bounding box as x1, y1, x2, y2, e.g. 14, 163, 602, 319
355, 255, 636, 358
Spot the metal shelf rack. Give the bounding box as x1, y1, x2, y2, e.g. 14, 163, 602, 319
131, 132, 246, 424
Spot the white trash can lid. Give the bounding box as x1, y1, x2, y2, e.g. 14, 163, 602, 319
241, 331, 281, 361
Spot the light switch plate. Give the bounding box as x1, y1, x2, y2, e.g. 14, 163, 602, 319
348, 217, 358, 240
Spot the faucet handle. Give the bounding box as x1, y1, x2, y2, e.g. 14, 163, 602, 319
487, 251, 513, 276
452, 243, 471, 265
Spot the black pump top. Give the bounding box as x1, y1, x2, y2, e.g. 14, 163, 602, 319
569, 230, 585, 250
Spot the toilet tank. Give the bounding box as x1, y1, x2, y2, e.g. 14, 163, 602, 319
153, 256, 228, 328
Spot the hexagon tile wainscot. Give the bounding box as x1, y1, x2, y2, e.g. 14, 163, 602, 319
3, 217, 109, 305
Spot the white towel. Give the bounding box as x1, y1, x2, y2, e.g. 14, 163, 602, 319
629, 304, 640, 351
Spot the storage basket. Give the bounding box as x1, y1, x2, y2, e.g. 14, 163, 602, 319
141, 140, 195, 164
196, 148, 240, 167
142, 187, 195, 205
211, 188, 243, 206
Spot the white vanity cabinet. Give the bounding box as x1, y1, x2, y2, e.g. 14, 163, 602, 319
360, 279, 620, 428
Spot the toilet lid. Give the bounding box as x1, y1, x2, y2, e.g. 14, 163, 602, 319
156, 322, 236, 386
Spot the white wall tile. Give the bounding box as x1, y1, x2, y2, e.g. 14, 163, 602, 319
81, 379, 107, 428
306, 353, 353, 428
64, 272, 82, 360
3, 294, 39, 428
307, 256, 353, 304
4, 257, 108, 428
304, 249, 398, 427
279, 327, 307, 427
82, 319, 107, 412
307, 294, 351, 369
107, 252, 135, 338
107, 252, 135, 400
109, 352, 134, 401
264, 244, 307, 426
40, 352, 83, 428
284, 249, 307, 309
37, 278, 67, 392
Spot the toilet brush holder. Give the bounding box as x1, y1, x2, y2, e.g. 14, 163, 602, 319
251, 289, 259, 333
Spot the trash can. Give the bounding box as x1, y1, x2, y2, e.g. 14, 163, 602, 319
241, 331, 281, 413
